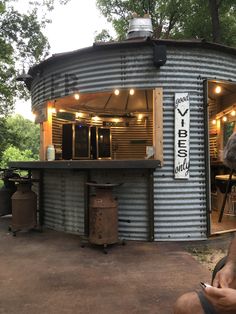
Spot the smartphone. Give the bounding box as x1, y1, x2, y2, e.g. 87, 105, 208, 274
200, 282, 212, 289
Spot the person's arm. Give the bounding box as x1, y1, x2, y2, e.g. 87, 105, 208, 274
226, 233, 236, 265
213, 233, 236, 288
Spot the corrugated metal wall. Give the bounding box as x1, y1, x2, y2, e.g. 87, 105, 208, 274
154, 48, 236, 240
43, 170, 86, 234
30, 44, 236, 241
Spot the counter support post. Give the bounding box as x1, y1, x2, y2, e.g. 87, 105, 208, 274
148, 169, 155, 241
38, 170, 44, 227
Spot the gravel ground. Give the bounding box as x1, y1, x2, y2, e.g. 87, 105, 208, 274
183, 233, 234, 272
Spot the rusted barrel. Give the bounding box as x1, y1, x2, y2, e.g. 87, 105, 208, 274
11, 179, 37, 230
0, 170, 18, 216
87, 183, 119, 246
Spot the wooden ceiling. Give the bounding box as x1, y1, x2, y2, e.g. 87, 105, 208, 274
52, 89, 153, 115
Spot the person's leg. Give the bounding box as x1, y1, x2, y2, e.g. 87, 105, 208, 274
173, 292, 205, 314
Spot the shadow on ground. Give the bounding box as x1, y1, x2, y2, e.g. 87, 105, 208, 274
0, 217, 232, 314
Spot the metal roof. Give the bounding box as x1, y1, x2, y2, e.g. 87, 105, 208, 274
29, 38, 236, 76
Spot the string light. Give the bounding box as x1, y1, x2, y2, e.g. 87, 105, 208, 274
76, 112, 84, 118
212, 119, 216, 125
231, 110, 236, 116
129, 89, 135, 96
74, 93, 80, 100
114, 89, 120, 96
215, 86, 222, 94
222, 116, 227, 122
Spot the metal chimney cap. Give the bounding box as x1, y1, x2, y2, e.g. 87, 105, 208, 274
127, 17, 153, 39
128, 17, 153, 34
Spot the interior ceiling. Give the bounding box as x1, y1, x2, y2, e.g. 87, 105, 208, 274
208, 80, 236, 101
53, 89, 153, 115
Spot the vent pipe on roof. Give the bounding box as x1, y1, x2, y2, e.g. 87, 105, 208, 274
127, 15, 153, 39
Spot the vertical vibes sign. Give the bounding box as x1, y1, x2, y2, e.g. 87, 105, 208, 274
174, 93, 190, 179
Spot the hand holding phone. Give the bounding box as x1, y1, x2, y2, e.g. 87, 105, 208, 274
200, 282, 212, 289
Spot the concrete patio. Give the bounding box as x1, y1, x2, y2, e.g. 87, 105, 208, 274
0, 216, 232, 314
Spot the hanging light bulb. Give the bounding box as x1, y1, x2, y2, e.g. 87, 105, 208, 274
215, 86, 222, 94
76, 112, 83, 118
114, 89, 120, 96
231, 110, 236, 116
74, 93, 80, 100
92, 116, 100, 122
129, 89, 135, 96
222, 116, 227, 122
212, 119, 216, 125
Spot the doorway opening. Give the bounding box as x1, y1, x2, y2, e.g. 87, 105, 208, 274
208, 79, 236, 234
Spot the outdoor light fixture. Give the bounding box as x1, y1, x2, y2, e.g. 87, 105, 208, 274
222, 116, 227, 122
114, 89, 120, 96
76, 112, 83, 118
74, 93, 80, 100
129, 89, 135, 96
137, 114, 143, 121
92, 116, 100, 122
215, 86, 222, 94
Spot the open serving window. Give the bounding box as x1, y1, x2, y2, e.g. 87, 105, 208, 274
40, 88, 163, 162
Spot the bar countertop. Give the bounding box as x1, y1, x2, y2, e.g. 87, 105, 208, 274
8, 159, 161, 170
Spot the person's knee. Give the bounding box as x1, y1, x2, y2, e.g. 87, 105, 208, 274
174, 292, 204, 314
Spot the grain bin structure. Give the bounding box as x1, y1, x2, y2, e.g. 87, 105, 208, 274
11, 28, 236, 240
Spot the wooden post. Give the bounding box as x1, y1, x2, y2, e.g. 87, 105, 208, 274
153, 88, 163, 165
40, 105, 53, 161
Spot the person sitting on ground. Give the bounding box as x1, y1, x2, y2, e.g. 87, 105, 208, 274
174, 233, 236, 314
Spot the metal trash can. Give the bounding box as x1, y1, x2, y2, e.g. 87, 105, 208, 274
86, 182, 120, 252
10, 178, 37, 236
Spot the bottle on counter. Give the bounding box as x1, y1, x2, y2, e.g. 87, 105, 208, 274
46, 145, 55, 161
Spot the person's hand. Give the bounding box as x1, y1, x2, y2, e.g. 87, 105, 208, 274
213, 262, 235, 288
204, 286, 236, 313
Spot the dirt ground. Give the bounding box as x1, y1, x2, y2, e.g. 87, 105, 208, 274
183, 233, 234, 272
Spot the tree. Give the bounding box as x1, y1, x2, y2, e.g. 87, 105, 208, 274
0, 114, 40, 163
0, 0, 70, 117
0, 145, 35, 169
4, 114, 40, 159
96, 0, 236, 46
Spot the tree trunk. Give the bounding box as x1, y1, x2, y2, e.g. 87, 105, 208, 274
209, 0, 221, 43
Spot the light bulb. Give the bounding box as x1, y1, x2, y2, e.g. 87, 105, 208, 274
129, 89, 135, 96
74, 93, 80, 100
222, 116, 227, 122
114, 89, 120, 96
215, 86, 222, 94
231, 110, 236, 116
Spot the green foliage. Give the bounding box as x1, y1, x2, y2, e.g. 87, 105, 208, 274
5, 114, 40, 159
0, 114, 39, 168
0, 0, 71, 117
96, 0, 236, 46
0, 145, 36, 168
95, 29, 114, 42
